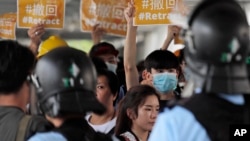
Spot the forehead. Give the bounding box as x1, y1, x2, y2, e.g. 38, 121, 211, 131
140, 95, 159, 106
151, 68, 177, 72
97, 76, 110, 85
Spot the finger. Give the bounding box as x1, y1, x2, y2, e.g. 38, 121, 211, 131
36, 28, 45, 34
94, 26, 103, 33
34, 30, 45, 37
29, 24, 44, 35
131, 0, 135, 5
132, 7, 136, 17
128, 5, 134, 17
29, 27, 36, 34
125, 11, 130, 18
37, 30, 45, 37
92, 24, 100, 31
99, 28, 106, 33
94, 23, 100, 29
35, 26, 45, 31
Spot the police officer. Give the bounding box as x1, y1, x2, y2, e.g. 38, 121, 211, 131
149, 0, 250, 141
28, 47, 115, 141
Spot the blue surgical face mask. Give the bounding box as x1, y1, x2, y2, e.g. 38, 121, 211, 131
153, 72, 177, 93
105, 62, 117, 74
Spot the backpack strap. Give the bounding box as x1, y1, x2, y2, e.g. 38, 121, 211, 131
16, 115, 32, 141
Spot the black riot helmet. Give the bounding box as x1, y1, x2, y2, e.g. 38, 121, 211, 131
182, 0, 250, 94
30, 47, 106, 117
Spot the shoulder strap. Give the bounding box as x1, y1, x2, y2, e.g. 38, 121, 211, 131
16, 115, 32, 141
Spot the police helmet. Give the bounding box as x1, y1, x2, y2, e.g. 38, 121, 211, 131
183, 0, 250, 94
31, 47, 105, 117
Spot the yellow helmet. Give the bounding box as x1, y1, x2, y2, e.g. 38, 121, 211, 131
37, 35, 68, 58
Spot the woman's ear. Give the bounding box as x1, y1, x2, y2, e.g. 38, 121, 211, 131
142, 69, 147, 80
113, 92, 118, 102
126, 108, 136, 120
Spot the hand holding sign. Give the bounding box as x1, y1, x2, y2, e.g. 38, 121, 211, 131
124, 0, 135, 27
27, 23, 45, 39
167, 25, 181, 41
27, 23, 45, 55
91, 23, 107, 44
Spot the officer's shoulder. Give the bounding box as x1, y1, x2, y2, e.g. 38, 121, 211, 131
28, 131, 67, 141
28, 115, 54, 132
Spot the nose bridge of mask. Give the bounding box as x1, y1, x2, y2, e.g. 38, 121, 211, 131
153, 72, 176, 78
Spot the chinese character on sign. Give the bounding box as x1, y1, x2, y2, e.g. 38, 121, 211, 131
33, 4, 45, 16
150, 0, 164, 10
166, 0, 176, 9
5, 20, 12, 26
141, 0, 149, 9
112, 6, 124, 19
25, 5, 33, 14
46, 5, 57, 16
96, 4, 111, 18
0, 20, 3, 26
88, 2, 96, 15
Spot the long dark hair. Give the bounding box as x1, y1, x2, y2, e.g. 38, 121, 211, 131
115, 85, 160, 136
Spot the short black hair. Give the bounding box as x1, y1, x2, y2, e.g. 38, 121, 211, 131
91, 56, 107, 69
144, 50, 179, 72
0, 40, 35, 94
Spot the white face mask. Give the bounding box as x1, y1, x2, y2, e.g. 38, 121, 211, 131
105, 62, 117, 74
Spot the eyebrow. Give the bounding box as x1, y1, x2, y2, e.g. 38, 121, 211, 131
143, 105, 160, 108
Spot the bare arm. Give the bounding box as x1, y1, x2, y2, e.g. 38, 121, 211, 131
124, 1, 139, 90
27, 23, 45, 55
161, 25, 181, 50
